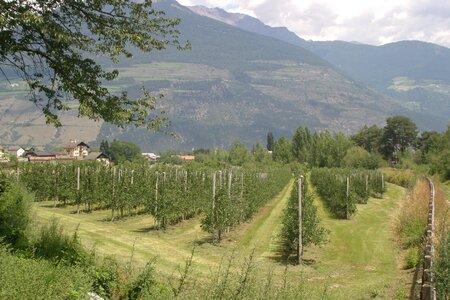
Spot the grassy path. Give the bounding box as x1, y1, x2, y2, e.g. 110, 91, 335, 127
227, 179, 293, 255
302, 182, 408, 299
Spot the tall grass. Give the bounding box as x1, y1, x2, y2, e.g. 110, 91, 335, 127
395, 179, 429, 271
435, 220, 450, 300
179, 249, 312, 300
383, 168, 417, 189
396, 180, 429, 251
434, 182, 450, 300
395, 176, 449, 288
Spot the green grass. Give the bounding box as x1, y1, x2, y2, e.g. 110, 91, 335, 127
301, 182, 408, 299
227, 179, 293, 253
33, 180, 408, 299
116, 62, 230, 82
0, 90, 29, 96
443, 180, 450, 199
389, 76, 450, 95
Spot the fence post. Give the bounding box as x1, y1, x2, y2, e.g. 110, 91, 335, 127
212, 172, 216, 240
420, 178, 436, 300
346, 177, 349, 219
76, 166, 81, 214
298, 175, 303, 264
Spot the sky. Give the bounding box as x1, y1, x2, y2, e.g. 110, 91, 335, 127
177, 0, 450, 48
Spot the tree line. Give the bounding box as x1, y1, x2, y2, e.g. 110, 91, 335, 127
268, 115, 450, 180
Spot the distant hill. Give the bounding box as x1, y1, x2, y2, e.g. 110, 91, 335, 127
189, 5, 450, 131
188, 5, 307, 48
0, 92, 101, 148
0, 0, 446, 151
96, 0, 413, 151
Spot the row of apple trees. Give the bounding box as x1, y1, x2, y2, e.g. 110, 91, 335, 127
310, 168, 385, 219
279, 169, 328, 262
201, 167, 291, 241
18, 162, 291, 234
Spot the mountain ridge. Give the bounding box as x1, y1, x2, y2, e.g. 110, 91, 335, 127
186, 4, 450, 132
0, 0, 447, 152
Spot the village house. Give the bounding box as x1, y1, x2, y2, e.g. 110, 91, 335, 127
142, 152, 160, 161
64, 140, 90, 158
0, 145, 4, 158
83, 152, 111, 165
8, 146, 25, 158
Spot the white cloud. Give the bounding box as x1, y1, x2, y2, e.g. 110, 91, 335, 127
177, 0, 450, 48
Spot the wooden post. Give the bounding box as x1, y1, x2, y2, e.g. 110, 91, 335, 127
111, 167, 116, 221
62, 165, 67, 206
85, 167, 90, 212
212, 172, 216, 210
240, 173, 244, 199
365, 174, 368, 194
155, 173, 159, 227
77, 167, 81, 214
298, 176, 303, 264
118, 169, 123, 218
228, 171, 232, 198
130, 169, 134, 215
54, 169, 59, 208
212, 172, 216, 240
346, 176, 349, 219
381, 173, 384, 199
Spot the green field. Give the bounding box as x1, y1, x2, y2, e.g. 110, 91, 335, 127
33, 181, 409, 299
389, 76, 450, 95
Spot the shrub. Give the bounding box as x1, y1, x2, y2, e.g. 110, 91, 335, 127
0, 175, 32, 249
0, 244, 92, 299
404, 247, 420, 269
90, 256, 125, 298
342, 146, 381, 169
33, 218, 89, 266
127, 261, 169, 299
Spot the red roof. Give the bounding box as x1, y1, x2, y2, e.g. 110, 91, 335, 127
177, 155, 195, 160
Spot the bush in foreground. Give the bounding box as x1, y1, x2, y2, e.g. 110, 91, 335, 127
0, 244, 92, 299
0, 175, 32, 249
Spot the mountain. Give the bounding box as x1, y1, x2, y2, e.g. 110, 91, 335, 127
187, 5, 450, 130
0, 0, 444, 151
96, 0, 413, 151
0, 92, 102, 148
188, 5, 307, 48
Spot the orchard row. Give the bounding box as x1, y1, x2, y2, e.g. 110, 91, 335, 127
18, 162, 291, 240
310, 168, 385, 219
